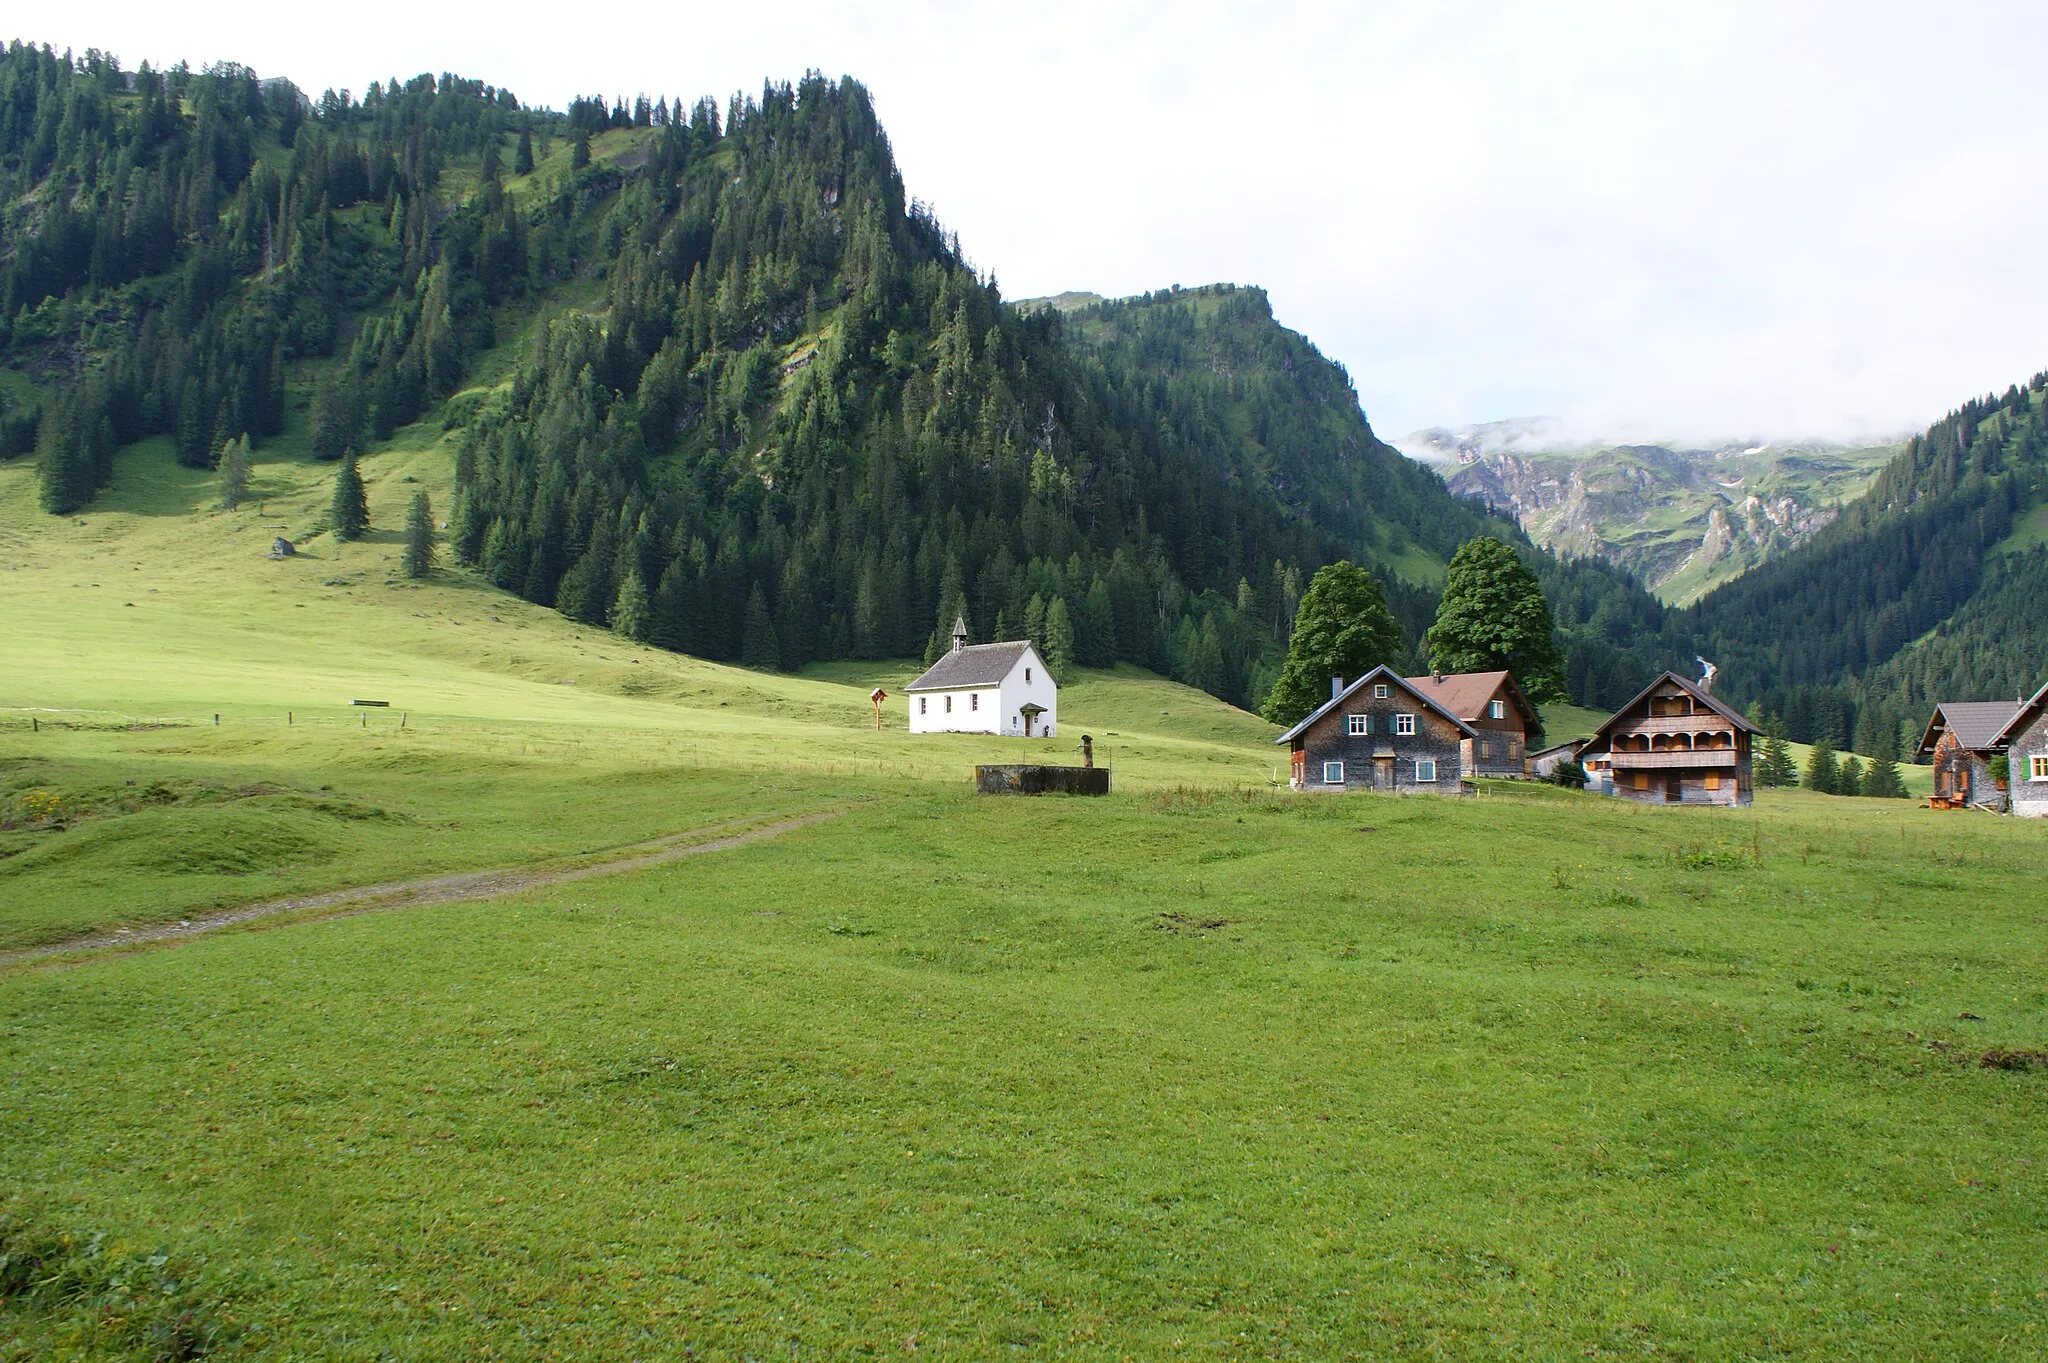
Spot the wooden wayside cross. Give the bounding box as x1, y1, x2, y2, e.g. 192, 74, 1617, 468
870, 687, 888, 731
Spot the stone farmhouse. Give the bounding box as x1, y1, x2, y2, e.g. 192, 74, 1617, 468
1580, 671, 1757, 807
1915, 700, 2020, 812
906, 617, 1058, 737
1990, 685, 2048, 819
1405, 669, 1540, 779
1275, 664, 1475, 794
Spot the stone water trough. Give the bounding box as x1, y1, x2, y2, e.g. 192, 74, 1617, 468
974, 735, 1111, 796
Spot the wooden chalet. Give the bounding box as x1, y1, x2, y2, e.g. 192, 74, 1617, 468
1405, 669, 1541, 778
1274, 664, 1475, 795
1915, 701, 2019, 812
1581, 671, 1757, 807
1992, 684, 2048, 820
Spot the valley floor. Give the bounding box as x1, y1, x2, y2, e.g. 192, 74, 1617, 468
2, 453, 2044, 1359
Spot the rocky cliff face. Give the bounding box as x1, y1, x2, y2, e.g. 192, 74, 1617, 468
1401, 425, 1898, 603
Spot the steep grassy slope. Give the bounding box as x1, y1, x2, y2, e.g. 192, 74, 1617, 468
0, 442, 1280, 951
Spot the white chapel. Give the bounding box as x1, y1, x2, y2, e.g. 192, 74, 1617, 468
905, 616, 1058, 737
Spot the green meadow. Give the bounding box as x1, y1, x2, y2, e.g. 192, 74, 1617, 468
3, 448, 2045, 1359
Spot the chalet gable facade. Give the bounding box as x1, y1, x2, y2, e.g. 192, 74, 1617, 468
1990, 685, 2048, 820
1275, 665, 1475, 795
1582, 671, 1757, 807
1915, 701, 2019, 813
1405, 669, 1539, 778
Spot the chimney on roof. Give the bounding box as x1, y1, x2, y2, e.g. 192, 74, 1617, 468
1432, 669, 1442, 683
1331, 675, 1344, 701
951, 613, 969, 653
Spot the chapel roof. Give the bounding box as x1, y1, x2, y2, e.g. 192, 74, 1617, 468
906, 641, 1035, 692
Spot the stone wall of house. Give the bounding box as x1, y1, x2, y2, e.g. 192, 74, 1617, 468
2009, 711, 2048, 819
1296, 692, 1466, 795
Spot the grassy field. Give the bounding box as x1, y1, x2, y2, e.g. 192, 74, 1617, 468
3, 444, 2044, 1359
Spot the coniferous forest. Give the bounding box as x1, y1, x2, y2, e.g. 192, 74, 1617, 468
2, 39, 2038, 727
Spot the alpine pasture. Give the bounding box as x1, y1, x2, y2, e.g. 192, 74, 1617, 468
3, 446, 2046, 1359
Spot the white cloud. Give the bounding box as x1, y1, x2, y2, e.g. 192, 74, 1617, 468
27, 0, 2048, 442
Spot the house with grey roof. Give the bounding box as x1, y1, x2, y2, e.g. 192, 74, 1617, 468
906, 617, 1058, 737
1915, 700, 2021, 812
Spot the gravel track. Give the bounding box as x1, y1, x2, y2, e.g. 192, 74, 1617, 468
0, 809, 844, 967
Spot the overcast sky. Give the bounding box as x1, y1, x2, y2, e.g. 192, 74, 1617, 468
33, 2, 2048, 444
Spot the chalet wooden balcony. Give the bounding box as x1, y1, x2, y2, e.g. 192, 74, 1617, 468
1610, 749, 1739, 769
1621, 714, 1739, 735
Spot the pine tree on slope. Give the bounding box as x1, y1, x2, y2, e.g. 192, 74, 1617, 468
331, 454, 369, 541
403, 490, 436, 578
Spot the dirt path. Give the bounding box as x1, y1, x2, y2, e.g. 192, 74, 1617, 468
0, 809, 844, 967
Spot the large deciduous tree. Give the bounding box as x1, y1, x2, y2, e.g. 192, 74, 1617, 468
1423, 537, 1567, 701
1260, 561, 1402, 727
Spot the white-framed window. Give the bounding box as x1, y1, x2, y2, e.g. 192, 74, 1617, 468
971, 693, 979, 711
1488, 699, 1505, 720
1373, 683, 1390, 698
944, 695, 952, 713
1395, 713, 1416, 736
1323, 760, 1344, 784
919, 697, 927, 714
1414, 758, 1437, 782
1025, 667, 1032, 683
2032, 755, 2048, 781
1347, 714, 1368, 736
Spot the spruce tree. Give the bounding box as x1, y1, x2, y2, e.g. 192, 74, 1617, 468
1865, 723, 1907, 798
612, 565, 651, 641
331, 454, 369, 541
1838, 755, 1863, 798
403, 490, 436, 578
1261, 561, 1402, 726
217, 435, 249, 510
1423, 536, 1567, 700
35, 401, 89, 515
1024, 593, 1047, 654
1758, 714, 1797, 789
1804, 738, 1838, 795
515, 127, 535, 175
570, 129, 591, 170
1045, 597, 1077, 683
740, 583, 780, 669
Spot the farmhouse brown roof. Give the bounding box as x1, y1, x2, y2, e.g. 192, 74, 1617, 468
1404, 670, 1540, 729
1918, 699, 2023, 757
906, 641, 1034, 692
